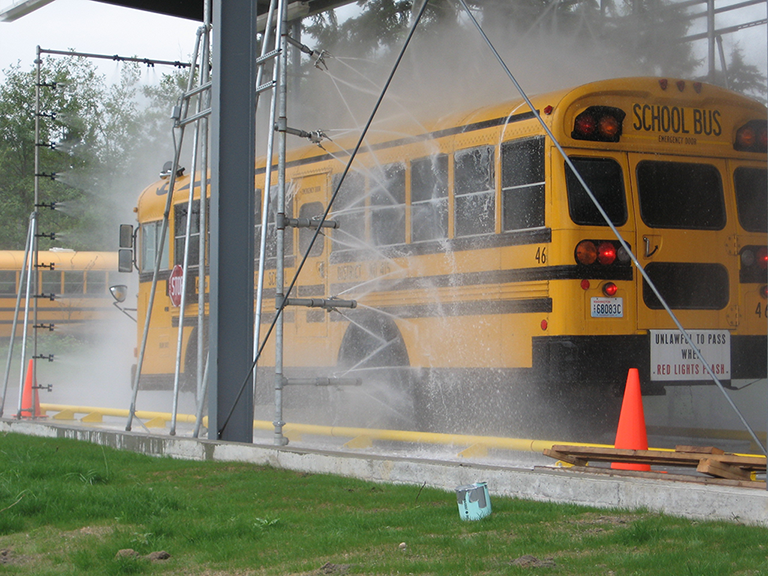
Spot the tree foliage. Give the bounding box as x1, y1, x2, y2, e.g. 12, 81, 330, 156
301, 0, 763, 100
0, 57, 184, 251
712, 44, 767, 100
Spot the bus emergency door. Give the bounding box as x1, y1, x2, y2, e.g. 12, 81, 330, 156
628, 153, 738, 383
292, 171, 331, 340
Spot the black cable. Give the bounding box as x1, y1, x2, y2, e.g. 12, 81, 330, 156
218, 0, 432, 438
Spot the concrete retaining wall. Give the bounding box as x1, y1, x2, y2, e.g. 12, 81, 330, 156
2, 418, 766, 526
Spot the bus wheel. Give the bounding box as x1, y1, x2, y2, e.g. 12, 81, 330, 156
335, 313, 415, 430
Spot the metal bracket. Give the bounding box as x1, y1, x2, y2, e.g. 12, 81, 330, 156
283, 296, 357, 311
277, 213, 338, 230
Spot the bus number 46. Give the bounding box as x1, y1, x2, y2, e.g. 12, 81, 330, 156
535, 247, 547, 265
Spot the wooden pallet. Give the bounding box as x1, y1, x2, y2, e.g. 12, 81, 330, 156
543, 444, 767, 488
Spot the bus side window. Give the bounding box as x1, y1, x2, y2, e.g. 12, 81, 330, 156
141, 221, 170, 273
565, 157, 627, 226
41, 269, 61, 295
501, 137, 545, 231
0, 271, 16, 295
174, 200, 201, 267
332, 172, 366, 252
411, 154, 448, 242
454, 145, 495, 237
734, 167, 767, 233
370, 163, 406, 247
63, 271, 84, 295
259, 185, 294, 261
85, 271, 107, 295
299, 202, 324, 257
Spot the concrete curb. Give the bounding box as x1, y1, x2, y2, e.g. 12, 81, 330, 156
2, 418, 766, 526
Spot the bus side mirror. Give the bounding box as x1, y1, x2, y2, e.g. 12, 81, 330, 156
118, 249, 133, 273
119, 224, 134, 248
118, 224, 135, 273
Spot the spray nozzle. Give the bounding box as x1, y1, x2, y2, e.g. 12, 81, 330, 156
314, 50, 330, 71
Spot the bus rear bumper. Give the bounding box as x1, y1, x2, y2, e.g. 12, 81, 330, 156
532, 334, 766, 391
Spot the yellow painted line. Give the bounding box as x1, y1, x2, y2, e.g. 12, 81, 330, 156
81, 412, 103, 423
39, 404, 767, 459
343, 435, 373, 449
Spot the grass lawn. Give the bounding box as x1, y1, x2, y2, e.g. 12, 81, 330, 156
0, 431, 767, 575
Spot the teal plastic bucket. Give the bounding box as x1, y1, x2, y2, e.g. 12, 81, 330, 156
455, 481, 491, 521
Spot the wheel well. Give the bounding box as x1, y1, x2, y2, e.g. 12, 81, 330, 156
337, 313, 409, 369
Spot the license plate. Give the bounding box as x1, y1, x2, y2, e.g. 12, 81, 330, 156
650, 329, 731, 381
591, 297, 623, 318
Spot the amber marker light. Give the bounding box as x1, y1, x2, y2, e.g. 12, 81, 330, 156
576, 240, 598, 265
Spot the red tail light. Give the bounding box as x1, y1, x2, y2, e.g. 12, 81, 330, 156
735, 120, 768, 153
602, 282, 618, 297
573, 114, 597, 138
739, 246, 768, 283
761, 285, 768, 300
572, 106, 626, 143
758, 247, 768, 269
597, 242, 617, 265
575, 240, 629, 266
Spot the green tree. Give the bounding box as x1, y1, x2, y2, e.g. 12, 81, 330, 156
302, 0, 702, 80
0, 57, 184, 251
713, 44, 767, 100
0, 56, 107, 250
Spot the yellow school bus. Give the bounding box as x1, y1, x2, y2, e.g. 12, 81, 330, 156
129, 77, 766, 431
0, 250, 123, 337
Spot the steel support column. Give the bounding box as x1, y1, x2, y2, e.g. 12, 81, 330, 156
208, 0, 257, 442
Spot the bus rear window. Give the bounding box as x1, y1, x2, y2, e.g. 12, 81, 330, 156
734, 167, 767, 233
566, 157, 627, 226
637, 161, 725, 230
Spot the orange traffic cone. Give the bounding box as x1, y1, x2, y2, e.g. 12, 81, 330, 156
20, 359, 44, 419
611, 368, 650, 471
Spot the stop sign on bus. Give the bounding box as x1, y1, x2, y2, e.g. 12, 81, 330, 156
168, 264, 184, 307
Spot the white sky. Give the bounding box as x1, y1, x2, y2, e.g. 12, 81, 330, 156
0, 0, 201, 75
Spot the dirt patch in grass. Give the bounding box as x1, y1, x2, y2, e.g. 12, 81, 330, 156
0, 547, 28, 567
62, 524, 114, 539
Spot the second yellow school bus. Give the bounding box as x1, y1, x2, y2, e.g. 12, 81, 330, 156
0, 250, 124, 338
128, 77, 766, 430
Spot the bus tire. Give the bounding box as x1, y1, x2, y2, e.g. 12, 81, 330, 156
336, 313, 415, 430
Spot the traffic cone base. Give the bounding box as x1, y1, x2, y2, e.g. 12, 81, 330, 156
19, 359, 44, 419
611, 368, 650, 472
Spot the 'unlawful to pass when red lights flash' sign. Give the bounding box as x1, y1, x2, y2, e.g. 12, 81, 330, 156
650, 329, 730, 381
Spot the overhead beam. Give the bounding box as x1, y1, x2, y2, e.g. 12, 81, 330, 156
0, 0, 54, 22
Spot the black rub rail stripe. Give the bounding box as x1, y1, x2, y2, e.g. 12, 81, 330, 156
327, 298, 552, 320
330, 265, 632, 294
254, 110, 538, 176
329, 228, 552, 264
